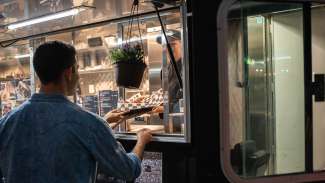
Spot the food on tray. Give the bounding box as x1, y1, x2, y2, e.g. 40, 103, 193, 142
125, 93, 149, 103
122, 88, 163, 105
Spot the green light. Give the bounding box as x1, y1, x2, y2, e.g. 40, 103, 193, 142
245, 58, 255, 65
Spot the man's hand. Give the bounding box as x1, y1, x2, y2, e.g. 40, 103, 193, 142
136, 128, 152, 145
104, 109, 128, 123
133, 128, 152, 160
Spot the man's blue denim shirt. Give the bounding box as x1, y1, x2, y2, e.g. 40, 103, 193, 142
0, 93, 141, 183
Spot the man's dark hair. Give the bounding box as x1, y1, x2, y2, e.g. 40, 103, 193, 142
33, 41, 76, 85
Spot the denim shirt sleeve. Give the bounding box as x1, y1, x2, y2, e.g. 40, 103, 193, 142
83, 116, 142, 181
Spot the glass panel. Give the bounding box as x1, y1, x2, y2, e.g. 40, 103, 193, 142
0, 0, 181, 43
0, 40, 32, 116
40, 9, 186, 139
311, 4, 325, 171
227, 1, 305, 178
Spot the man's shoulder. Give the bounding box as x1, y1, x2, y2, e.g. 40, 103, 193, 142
0, 100, 106, 130
15, 100, 98, 124
77, 108, 102, 122
65, 104, 106, 127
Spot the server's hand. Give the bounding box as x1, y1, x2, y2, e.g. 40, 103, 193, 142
104, 109, 128, 123
149, 105, 164, 114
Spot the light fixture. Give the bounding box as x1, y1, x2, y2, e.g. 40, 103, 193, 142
108, 32, 174, 46
14, 54, 30, 59
7, 6, 91, 30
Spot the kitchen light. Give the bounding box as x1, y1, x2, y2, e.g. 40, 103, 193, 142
149, 68, 161, 73
14, 54, 30, 59
109, 32, 174, 46
7, 6, 88, 30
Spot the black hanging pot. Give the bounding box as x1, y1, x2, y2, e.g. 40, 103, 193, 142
112, 0, 147, 89
114, 61, 146, 89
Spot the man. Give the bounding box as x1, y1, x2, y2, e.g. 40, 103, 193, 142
0, 41, 152, 183
153, 29, 183, 114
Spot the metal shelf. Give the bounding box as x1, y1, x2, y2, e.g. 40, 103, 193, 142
78, 67, 114, 75
0, 77, 30, 82
76, 45, 107, 52
0, 58, 30, 66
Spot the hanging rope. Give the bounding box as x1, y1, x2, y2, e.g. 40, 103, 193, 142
126, 3, 135, 44
136, 4, 144, 51
126, 0, 145, 50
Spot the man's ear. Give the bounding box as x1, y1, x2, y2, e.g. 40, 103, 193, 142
63, 67, 73, 81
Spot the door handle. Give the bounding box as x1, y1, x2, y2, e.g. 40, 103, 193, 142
312, 74, 325, 102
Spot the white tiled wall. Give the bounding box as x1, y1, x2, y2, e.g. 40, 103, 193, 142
272, 11, 305, 174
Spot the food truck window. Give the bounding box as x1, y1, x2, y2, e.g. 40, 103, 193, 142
0, 1, 188, 143
219, 0, 325, 182
26, 7, 189, 142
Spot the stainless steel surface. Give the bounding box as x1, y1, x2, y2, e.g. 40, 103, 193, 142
147, 30, 163, 93
180, 4, 191, 143
246, 16, 270, 151
115, 133, 187, 143
29, 47, 35, 94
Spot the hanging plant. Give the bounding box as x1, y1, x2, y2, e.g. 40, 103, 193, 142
109, 43, 144, 65
108, 0, 146, 89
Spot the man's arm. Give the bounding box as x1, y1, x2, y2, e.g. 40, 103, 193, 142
132, 129, 152, 160
80, 117, 152, 181
104, 109, 127, 124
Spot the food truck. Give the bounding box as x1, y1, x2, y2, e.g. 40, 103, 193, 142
2, 0, 325, 182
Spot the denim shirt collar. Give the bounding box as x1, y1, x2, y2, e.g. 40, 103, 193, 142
30, 93, 70, 102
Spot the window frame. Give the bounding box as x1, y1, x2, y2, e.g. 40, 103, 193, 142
217, 0, 325, 182
0, 5, 191, 143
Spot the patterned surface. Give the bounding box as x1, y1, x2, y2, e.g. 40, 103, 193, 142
96, 151, 162, 183
118, 89, 163, 111
135, 152, 162, 183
